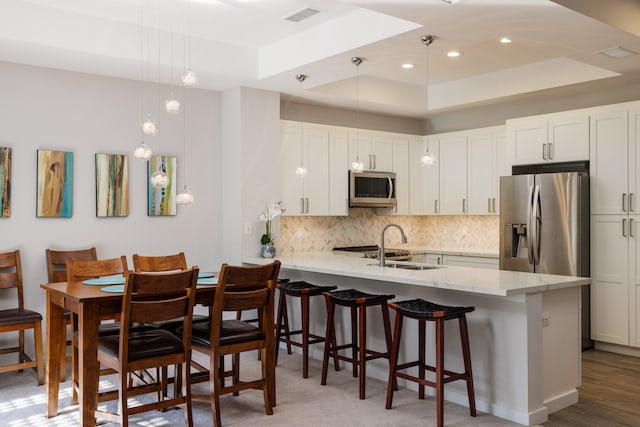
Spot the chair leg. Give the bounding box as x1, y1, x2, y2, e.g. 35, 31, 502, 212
232, 353, 240, 396
34, 321, 44, 385
210, 353, 223, 427
351, 306, 358, 378
18, 329, 25, 371
435, 318, 445, 427
182, 361, 194, 427
385, 311, 403, 409
419, 319, 426, 400
459, 314, 477, 417
321, 295, 336, 385
380, 302, 397, 391
301, 294, 310, 378
119, 369, 129, 427
358, 304, 366, 399
261, 347, 274, 415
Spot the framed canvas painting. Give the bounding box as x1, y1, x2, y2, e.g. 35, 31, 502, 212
147, 155, 176, 216
0, 147, 10, 217
95, 153, 129, 217
36, 150, 73, 218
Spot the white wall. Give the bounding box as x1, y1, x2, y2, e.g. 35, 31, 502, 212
0, 62, 223, 345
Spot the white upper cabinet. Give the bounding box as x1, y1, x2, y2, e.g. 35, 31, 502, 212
438, 133, 468, 215
508, 112, 589, 165
349, 133, 393, 171
409, 138, 439, 215
590, 106, 630, 215
329, 131, 349, 216
280, 124, 330, 216
390, 138, 409, 215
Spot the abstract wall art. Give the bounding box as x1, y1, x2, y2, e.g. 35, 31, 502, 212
95, 153, 129, 217
37, 150, 73, 218
147, 155, 176, 216
0, 147, 10, 217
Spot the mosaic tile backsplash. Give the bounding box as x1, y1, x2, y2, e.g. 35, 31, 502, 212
278, 209, 499, 254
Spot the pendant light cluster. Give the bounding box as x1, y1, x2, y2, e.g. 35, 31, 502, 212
420, 35, 437, 168
294, 73, 308, 177
350, 56, 364, 173
133, 0, 197, 201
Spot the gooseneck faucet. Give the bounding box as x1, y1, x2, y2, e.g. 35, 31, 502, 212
379, 223, 408, 267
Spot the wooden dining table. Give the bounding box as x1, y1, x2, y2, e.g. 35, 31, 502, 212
41, 277, 276, 426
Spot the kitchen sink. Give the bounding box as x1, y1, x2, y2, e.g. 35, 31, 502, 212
369, 261, 442, 270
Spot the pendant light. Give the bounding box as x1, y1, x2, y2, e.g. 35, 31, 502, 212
182, 1, 197, 88
165, 12, 180, 115
177, 85, 194, 205
420, 35, 437, 167
294, 74, 308, 177
351, 56, 364, 173
134, 0, 153, 161
150, 0, 167, 189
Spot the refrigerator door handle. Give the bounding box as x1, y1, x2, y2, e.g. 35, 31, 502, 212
527, 184, 535, 265
531, 184, 541, 265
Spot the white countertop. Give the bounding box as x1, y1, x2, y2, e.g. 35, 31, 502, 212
243, 252, 590, 297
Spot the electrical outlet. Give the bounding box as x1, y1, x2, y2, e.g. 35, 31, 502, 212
244, 222, 253, 235
541, 312, 550, 327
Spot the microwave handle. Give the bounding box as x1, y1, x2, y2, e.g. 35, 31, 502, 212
387, 175, 393, 200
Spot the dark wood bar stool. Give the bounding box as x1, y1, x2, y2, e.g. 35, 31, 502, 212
321, 288, 395, 399
385, 298, 476, 427
275, 280, 337, 378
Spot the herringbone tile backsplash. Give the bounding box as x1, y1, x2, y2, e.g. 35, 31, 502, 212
277, 209, 499, 254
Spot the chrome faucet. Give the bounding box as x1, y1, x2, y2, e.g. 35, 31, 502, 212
379, 223, 408, 267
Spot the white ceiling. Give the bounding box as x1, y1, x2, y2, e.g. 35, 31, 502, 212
2, 0, 640, 118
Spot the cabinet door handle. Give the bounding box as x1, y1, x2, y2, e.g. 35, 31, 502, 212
300, 197, 305, 214
488, 198, 492, 213
369, 154, 373, 170
631, 218, 635, 238
493, 197, 497, 213
305, 197, 309, 213
623, 193, 627, 212
373, 154, 377, 170
623, 218, 627, 237
437, 256, 441, 265
631, 193, 634, 212
462, 198, 467, 214
435, 199, 439, 214
548, 142, 553, 160
542, 143, 547, 160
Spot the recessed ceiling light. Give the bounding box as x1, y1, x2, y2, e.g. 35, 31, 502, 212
402, 63, 414, 69
447, 51, 461, 57
500, 37, 512, 44
597, 46, 637, 59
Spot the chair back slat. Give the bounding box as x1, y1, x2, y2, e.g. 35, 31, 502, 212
46, 247, 97, 282
132, 253, 187, 273
222, 287, 271, 312
0, 251, 22, 306
66, 256, 128, 282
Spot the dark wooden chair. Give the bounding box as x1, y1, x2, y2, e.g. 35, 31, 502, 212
188, 260, 280, 427
66, 256, 128, 404
45, 247, 98, 380
0, 250, 44, 385
95, 268, 199, 427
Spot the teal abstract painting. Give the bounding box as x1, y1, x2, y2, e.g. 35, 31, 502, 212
37, 150, 73, 218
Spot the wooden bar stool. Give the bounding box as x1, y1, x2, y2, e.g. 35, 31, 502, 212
321, 288, 395, 399
385, 298, 476, 427
275, 280, 337, 378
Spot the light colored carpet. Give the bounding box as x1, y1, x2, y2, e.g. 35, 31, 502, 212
0, 351, 530, 427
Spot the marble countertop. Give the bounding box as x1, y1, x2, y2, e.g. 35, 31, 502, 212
243, 252, 590, 297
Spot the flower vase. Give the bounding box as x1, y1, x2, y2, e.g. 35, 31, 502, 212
261, 243, 276, 258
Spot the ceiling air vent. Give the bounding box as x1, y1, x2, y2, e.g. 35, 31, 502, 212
285, 8, 320, 23
597, 46, 637, 59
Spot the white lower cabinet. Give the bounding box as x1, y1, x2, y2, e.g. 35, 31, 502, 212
590, 214, 640, 347
413, 252, 498, 269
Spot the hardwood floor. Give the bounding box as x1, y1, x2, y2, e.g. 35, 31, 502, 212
545, 350, 640, 426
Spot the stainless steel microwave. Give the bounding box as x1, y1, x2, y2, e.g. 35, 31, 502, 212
349, 171, 397, 208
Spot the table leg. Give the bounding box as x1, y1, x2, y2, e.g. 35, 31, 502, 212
45, 290, 64, 418
78, 300, 101, 427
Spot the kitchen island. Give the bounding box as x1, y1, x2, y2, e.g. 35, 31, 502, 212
243, 252, 590, 426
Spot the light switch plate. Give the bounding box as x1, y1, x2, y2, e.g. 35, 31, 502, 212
244, 222, 253, 235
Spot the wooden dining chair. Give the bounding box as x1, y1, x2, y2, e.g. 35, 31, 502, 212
0, 250, 44, 385
132, 252, 210, 391
188, 260, 280, 427
45, 247, 98, 380
95, 268, 199, 427
66, 256, 128, 404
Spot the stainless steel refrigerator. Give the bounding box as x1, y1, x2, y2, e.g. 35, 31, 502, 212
499, 166, 591, 348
